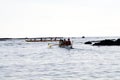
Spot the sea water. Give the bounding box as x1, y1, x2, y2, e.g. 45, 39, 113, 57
0, 37, 120, 80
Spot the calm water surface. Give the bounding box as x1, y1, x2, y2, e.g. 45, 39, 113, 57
0, 37, 120, 80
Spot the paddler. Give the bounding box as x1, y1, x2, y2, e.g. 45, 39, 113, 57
67, 38, 72, 45
59, 39, 64, 47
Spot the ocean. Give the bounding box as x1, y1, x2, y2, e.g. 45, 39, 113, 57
0, 37, 120, 80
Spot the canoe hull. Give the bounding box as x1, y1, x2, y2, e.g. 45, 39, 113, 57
59, 45, 73, 49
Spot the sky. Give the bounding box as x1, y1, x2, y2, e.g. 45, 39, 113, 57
0, 0, 120, 38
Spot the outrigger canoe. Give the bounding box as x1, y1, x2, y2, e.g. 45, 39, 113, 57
25, 37, 62, 42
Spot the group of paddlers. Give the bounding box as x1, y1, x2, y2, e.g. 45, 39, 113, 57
59, 38, 72, 47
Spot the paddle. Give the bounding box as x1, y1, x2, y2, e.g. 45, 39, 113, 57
48, 43, 59, 48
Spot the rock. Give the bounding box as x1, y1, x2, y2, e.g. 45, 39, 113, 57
85, 41, 92, 44
93, 39, 114, 46
114, 39, 120, 45
82, 36, 85, 38
93, 39, 117, 46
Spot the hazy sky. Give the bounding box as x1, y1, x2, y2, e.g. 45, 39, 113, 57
0, 0, 120, 37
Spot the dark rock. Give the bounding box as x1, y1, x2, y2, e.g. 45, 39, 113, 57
93, 39, 115, 46
92, 39, 120, 46
82, 36, 85, 38
85, 41, 92, 44
114, 39, 120, 45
